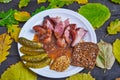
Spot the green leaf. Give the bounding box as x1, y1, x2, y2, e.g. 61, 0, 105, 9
0, 61, 37, 80
107, 19, 120, 34
32, 5, 54, 16
111, 0, 120, 4
96, 40, 115, 70
113, 39, 120, 63
14, 11, 31, 22
48, 0, 74, 7
0, 33, 12, 64
19, 0, 30, 9
0, 0, 11, 3
78, 3, 111, 29
0, 9, 18, 26
32, 6, 46, 16
66, 73, 95, 80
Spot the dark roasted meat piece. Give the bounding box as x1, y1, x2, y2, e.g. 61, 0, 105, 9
71, 28, 87, 47
50, 16, 61, 24
54, 21, 66, 39
69, 24, 77, 30
64, 18, 69, 27
33, 25, 46, 35
56, 38, 67, 48
43, 17, 54, 30
54, 18, 69, 39
64, 26, 72, 44
43, 29, 52, 44
33, 24, 52, 44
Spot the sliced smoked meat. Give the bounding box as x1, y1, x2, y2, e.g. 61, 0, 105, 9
71, 28, 87, 47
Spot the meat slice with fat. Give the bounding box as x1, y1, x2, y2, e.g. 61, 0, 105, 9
54, 18, 70, 39
71, 28, 87, 47
64, 26, 72, 44
43, 17, 54, 30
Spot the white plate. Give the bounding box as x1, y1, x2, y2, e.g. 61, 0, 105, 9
18, 8, 97, 78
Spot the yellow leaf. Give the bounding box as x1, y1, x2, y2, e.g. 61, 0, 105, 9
0, 33, 12, 64
7, 24, 21, 42
37, 0, 46, 4
0, 61, 37, 80
18, 0, 30, 9
66, 73, 95, 80
76, 0, 88, 4
113, 39, 120, 63
14, 11, 31, 22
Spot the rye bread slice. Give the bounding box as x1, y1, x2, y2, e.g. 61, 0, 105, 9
71, 42, 99, 69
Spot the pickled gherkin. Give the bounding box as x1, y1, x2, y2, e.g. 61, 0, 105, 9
20, 46, 45, 55
25, 58, 51, 68
21, 54, 48, 62
18, 37, 42, 49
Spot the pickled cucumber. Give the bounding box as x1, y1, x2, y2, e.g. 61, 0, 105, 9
18, 37, 42, 48
20, 46, 45, 55
25, 58, 51, 68
21, 54, 48, 62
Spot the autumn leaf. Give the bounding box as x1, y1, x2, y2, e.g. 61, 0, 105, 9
113, 39, 120, 63
0, 0, 11, 3
66, 73, 95, 80
14, 11, 31, 22
37, 0, 46, 4
96, 40, 115, 70
111, 0, 120, 4
32, 5, 54, 16
0, 61, 37, 80
48, 0, 73, 7
0, 33, 12, 64
107, 19, 120, 34
7, 24, 21, 42
0, 9, 18, 26
32, 6, 45, 16
76, 0, 88, 4
19, 0, 30, 9
78, 3, 111, 29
